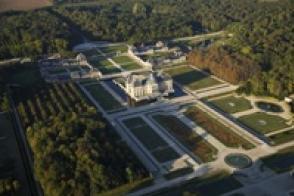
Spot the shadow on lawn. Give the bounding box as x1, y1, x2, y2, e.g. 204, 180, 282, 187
173, 70, 210, 86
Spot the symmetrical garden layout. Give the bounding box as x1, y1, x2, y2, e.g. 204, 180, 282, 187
81, 44, 142, 74
205, 94, 294, 146
164, 65, 223, 91
123, 117, 181, 163
70, 44, 294, 195
9, 40, 291, 196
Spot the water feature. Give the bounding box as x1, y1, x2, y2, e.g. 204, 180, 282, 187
225, 153, 252, 169
256, 101, 283, 113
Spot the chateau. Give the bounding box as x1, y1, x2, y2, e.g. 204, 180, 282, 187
125, 71, 174, 101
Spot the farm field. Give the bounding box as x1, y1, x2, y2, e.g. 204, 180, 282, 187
123, 117, 180, 163
165, 66, 221, 90
153, 114, 217, 162
0, 0, 51, 12
209, 96, 253, 114
184, 106, 255, 149
84, 83, 123, 112
238, 112, 290, 134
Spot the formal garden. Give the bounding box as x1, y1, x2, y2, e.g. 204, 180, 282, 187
184, 106, 255, 149
208, 96, 253, 114
123, 117, 180, 163
83, 82, 124, 112
238, 112, 290, 134
165, 66, 222, 90
152, 114, 217, 162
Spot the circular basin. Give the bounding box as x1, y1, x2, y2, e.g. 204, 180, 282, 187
225, 153, 252, 169
256, 101, 283, 113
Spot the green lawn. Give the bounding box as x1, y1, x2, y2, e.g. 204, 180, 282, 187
269, 129, 294, 145
112, 56, 142, 70
238, 112, 290, 134
151, 147, 181, 163
149, 171, 242, 196
153, 114, 217, 162
88, 58, 121, 74
165, 66, 221, 90
261, 146, 294, 173
121, 62, 142, 70
209, 96, 253, 114
112, 55, 134, 64
123, 117, 180, 163
84, 83, 123, 111
184, 106, 255, 150
100, 44, 128, 54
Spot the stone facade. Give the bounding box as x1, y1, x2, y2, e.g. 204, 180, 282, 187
125, 72, 174, 101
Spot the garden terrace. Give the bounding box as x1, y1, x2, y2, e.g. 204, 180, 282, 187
123, 117, 180, 163
83, 83, 123, 112
208, 96, 252, 114
269, 129, 294, 145
238, 112, 290, 134
184, 106, 255, 149
153, 114, 217, 162
165, 66, 222, 90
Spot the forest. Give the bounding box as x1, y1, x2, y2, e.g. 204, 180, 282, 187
14, 82, 148, 195
0, 11, 75, 60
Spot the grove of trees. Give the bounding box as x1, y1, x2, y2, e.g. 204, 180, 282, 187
0, 11, 74, 60
14, 82, 148, 195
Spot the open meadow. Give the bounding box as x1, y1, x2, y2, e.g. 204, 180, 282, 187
0, 0, 51, 12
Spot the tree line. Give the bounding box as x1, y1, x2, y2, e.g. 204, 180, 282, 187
0, 11, 74, 60
14, 82, 148, 195
187, 46, 260, 84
